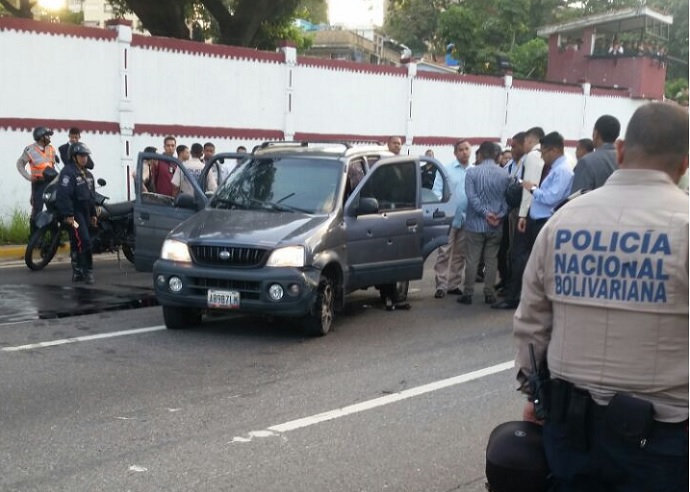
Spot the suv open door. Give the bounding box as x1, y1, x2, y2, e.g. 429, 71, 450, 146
132, 152, 246, 271
343, 157, 424, 289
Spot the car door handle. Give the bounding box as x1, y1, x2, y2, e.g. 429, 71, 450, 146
140, 212, 150, 220
432, 210, 445, 219
406, 219, 417, 226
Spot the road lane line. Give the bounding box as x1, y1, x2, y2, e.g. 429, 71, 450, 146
231, 360, 514, 442
1, 326, 166, 352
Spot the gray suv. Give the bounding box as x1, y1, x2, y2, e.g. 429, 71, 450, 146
133, 142, 455, 335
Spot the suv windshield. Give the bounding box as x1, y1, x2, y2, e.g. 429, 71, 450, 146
209, 157, 342, 214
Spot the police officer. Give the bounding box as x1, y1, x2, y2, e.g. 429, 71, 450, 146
514, 102, 688, 491
16, 126, 60, 236
56, 143, 98, 284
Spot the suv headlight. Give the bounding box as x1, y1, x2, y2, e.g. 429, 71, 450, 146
160, 239, 192, 263
266, 245, 305, 267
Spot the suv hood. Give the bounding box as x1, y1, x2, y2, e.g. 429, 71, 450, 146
169, 208, 329, 248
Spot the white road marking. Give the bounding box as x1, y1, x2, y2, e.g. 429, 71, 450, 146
1, 326, 166, 352
230, 360, 514, 443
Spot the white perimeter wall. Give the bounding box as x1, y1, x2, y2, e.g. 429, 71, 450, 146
0, 18, 647, 221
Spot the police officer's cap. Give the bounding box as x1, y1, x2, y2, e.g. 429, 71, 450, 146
485, 421, 550, 492
33, 126, 54, 142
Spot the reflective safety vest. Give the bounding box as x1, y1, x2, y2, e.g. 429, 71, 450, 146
26, 143, 56, 180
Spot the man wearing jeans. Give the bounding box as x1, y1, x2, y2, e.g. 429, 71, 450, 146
459, 142, 511, 305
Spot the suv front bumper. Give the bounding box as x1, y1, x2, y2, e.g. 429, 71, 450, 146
153, 259, 321, 317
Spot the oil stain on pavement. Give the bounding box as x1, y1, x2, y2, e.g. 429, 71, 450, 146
0, 284, 157, 323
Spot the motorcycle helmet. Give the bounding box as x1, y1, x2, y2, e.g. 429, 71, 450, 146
69, 142, 92, 160
33, 126, 53, 142
485, 421, 550, 492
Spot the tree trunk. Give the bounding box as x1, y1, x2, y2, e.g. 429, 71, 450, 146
123, 0, 190, 40
0, 0, 35, 18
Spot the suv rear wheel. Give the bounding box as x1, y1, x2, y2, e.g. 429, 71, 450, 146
163, 305, 202, 330
303, 276, 335, 336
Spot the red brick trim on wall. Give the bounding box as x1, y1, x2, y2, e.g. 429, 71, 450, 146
415, 71, 505, 87
131, 34, 284, 63
297, 56, 408, 76
0, 118, 120, 134
0, 16, 116, 40
133, 124, 284, 140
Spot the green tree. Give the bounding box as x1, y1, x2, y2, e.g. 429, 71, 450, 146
510, 38, 549, 78
384, 0, 451, 55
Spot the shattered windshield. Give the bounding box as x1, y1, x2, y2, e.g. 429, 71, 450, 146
209, 157, 342, 214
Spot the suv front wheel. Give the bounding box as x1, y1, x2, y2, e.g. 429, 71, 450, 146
303, 276, 335, 337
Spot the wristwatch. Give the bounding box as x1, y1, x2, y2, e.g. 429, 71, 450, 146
530, 185, 537, 194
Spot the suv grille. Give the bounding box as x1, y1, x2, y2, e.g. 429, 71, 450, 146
191, 245, 268, 267
188, 277, 261, 300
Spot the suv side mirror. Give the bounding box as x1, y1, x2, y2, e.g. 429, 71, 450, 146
356, 197, 379, 215
174, 193, 197, 210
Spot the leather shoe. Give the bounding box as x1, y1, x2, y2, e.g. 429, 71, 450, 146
457, 295, 472, 305
485, 295, 496, 305
447, 288, 463, 295
491, 299, 519, 310
434, 289, 446, 299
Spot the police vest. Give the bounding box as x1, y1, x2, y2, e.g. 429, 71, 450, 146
26, 143, 56, 180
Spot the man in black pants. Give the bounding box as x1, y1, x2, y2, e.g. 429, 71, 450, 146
56, 143, 98, 284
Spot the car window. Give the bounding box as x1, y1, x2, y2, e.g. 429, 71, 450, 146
135, 153, 179, 207
360, 160, 417, 211
420, 160, 444, 204
345, 157, 366, 203
209, 157, 342, 214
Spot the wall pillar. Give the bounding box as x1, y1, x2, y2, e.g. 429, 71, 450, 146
500, 73, 513, 146
106, 19, 134, 199
279, 42, 297, 142
405, 62, 417, 155
580, 81, 592, 138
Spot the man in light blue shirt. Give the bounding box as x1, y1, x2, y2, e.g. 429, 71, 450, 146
521, 131, 573, 245
432, 139, 473, 298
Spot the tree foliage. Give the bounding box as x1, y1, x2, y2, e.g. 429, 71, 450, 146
0, 0, 324, 49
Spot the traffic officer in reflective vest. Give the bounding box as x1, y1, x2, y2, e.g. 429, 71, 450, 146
514, 102, 688, 491
56, 143, 98, 284
16, 126, 59, 236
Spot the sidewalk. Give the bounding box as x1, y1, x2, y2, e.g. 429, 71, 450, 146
0, 244, 69, 261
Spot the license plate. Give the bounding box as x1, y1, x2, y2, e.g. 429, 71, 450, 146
207, 289, 240, 309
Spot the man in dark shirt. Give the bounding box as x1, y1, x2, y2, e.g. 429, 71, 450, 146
571, 115, 620, 193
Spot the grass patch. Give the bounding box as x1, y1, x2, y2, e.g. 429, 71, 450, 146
0, 209, 30, 244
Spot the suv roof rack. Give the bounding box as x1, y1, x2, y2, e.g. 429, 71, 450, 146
259, 140, 353, 150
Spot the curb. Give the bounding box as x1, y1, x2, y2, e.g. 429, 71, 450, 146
0, 244, 70, 261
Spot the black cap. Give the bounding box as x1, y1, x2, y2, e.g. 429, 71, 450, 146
539, 131, 564, 149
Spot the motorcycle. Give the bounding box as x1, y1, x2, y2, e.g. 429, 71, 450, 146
24, 167, 136, 271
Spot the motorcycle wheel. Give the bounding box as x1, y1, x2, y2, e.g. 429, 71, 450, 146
25, 224, 62, 271
122, 233, 135, 264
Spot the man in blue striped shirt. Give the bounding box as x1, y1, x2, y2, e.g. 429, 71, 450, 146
459, 142, 511, 305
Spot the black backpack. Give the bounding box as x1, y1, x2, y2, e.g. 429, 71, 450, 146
505, 164, 525, 209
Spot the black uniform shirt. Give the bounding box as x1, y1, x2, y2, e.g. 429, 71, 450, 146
56, 162, 96, 218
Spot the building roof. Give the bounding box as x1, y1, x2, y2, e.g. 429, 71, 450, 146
537, 7, 672, 37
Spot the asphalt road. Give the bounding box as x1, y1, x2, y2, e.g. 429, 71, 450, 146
0, 257, 522, 492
